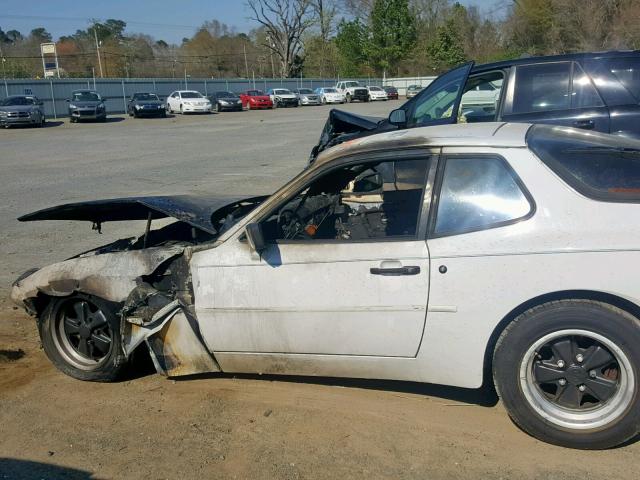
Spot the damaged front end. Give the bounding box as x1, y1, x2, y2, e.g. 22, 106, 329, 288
309, 109, 387, 163
11, 194, 266, 378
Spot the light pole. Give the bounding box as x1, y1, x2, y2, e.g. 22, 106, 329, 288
93, 24, 104, 77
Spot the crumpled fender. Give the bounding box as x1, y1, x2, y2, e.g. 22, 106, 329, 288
10, 246, 184, 309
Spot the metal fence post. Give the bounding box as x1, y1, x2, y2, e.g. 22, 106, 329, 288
153, 79, 156, 93
49, 80, 57, 119
4, 79, 8, 96
121, 80, 127, 113
204, 79, 208, 96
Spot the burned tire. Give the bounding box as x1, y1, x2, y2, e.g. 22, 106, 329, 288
493, 300, 640, 449
39, 294, 126, 382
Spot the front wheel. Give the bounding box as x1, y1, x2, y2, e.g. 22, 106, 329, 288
345, 94, 351, 103
39, 295, 127, 382
493, 300, 640, 449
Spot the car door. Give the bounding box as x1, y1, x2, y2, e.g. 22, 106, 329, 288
193, 152, 438, 358
500, 61, 610, 132
403, 62, 474, 128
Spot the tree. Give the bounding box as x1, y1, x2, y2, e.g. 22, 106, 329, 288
30, 27, 52, 43
5, 30, 23, 43
426, 16, 466, 71
335, 19, 369, 76
247, 0, 313, 77
368, 0, 416, 74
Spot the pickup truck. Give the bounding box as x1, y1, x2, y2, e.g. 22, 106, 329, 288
335, 81, 369, 103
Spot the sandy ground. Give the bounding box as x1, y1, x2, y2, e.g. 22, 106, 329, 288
1, 103, 639, 479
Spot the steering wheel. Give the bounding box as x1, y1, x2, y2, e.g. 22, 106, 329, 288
277, 209, 313, 240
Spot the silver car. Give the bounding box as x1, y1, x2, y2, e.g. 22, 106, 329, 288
293, 88, 321, 106
0, 95, 46, 128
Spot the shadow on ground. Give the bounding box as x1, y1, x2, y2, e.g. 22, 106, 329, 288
0, 458, 98, 480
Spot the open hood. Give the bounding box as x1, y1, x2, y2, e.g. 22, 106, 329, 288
310, 109, 386, 162
18, 195, 267, 235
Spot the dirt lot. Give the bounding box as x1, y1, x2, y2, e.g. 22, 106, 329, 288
1, 104, 639, 479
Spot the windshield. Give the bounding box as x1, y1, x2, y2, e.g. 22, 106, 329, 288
408, 85, 421, 90
216, 91, 238, 98
0, 96, 37, 106
247, 90, 264, 96
274, 89, 292, 95
323, 88, 338, 93
409, 63, 472, 127
133, 93, 159, 101
345, 82, 360, 88
369, 86, 383, 91
181, 91, 204, 99
384, 86, 397, 91
298, 89, 313, 94
72, 92, 101, 102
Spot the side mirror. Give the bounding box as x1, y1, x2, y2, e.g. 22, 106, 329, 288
245, 222, 266, 253
389, 108, 407, 127
65, 99, 70, 102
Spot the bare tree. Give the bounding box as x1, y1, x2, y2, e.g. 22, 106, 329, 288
310, 0, 338, 76
247, 0, 314, 77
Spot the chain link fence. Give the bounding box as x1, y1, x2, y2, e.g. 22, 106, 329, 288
0, 77, 384, 118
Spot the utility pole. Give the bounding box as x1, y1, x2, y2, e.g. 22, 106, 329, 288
243, 43, 249, 79
0, 44, 6, 81
93, 25, 104, 77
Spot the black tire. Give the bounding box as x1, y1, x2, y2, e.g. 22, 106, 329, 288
346, 94, 351, 103
493, 300, 640, 449
70, 117, 77, 123
39, 294, 127, 382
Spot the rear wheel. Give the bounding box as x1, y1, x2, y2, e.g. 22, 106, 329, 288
346, 93, 351, 103
493, 300, 640, 449
39, 295, 126, 382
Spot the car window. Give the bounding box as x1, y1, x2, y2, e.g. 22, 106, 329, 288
409, 64, 471, 127
570, 63, 604, 109
512, 62, 572, 113
261, 158, 431, 242
72, 92, 101, 102
528, 124, 640, 202
1, 96, 36, 106
181, 92, 203, 99
433, 156, 533, 236
601, 57, 640, 102
460, 71, 504, 123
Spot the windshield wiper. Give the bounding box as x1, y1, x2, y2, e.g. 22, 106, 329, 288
564, 146, 640, 155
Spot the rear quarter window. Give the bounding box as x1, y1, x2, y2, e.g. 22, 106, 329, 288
528, 124, 640, 202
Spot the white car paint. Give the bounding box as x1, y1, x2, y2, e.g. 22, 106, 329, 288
366, 86, 388, 101
188, 121, 640, 389
166, 90, 212, 113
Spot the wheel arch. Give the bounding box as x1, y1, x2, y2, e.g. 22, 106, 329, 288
482, 289, 640, 386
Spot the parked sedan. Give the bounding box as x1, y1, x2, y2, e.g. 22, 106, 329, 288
366, 86, 388, 101
406, 84, 422, 98
127, 92, 166, 118
208, 91, 243, 112
12, 122, 640, 450
314, 87, 345, 104
383, 86, 399, 100
239, 90, 273, 109
293, 88, 321, 106
0, 95, 45, 128
166, 90, 212, 114
267, 88, 298, 108
67, 90, 106, 122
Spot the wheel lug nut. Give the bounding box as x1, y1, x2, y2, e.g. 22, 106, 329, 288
558, 379, 567, 386
589, 370, 597, 378
576, 354, 584, 363
557, 360, 565, 368
579, 385, 586, 392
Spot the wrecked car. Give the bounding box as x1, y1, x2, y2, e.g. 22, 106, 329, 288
11, 122, 640, 450
312, 50, 640, 162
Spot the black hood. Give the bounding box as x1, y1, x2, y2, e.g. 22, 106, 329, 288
18, 195, 268, 235
309, 109, 389, 162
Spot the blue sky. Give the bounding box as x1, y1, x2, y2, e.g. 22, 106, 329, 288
0, 0, 506, 44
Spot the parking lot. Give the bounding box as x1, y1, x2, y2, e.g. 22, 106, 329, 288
1, 102, 639, 479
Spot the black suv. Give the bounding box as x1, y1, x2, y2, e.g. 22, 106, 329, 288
313, 51, 640, 158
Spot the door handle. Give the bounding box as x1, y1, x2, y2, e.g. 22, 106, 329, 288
370, 266, 421, 276
572, 119, 595, 130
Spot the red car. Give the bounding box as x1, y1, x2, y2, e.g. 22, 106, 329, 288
239, 90, 273, 110
383, 86, 399, 100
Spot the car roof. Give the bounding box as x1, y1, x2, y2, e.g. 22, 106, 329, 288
472, 50, 640, 73
72, 89, 99, 93
314, 122, 531, 167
